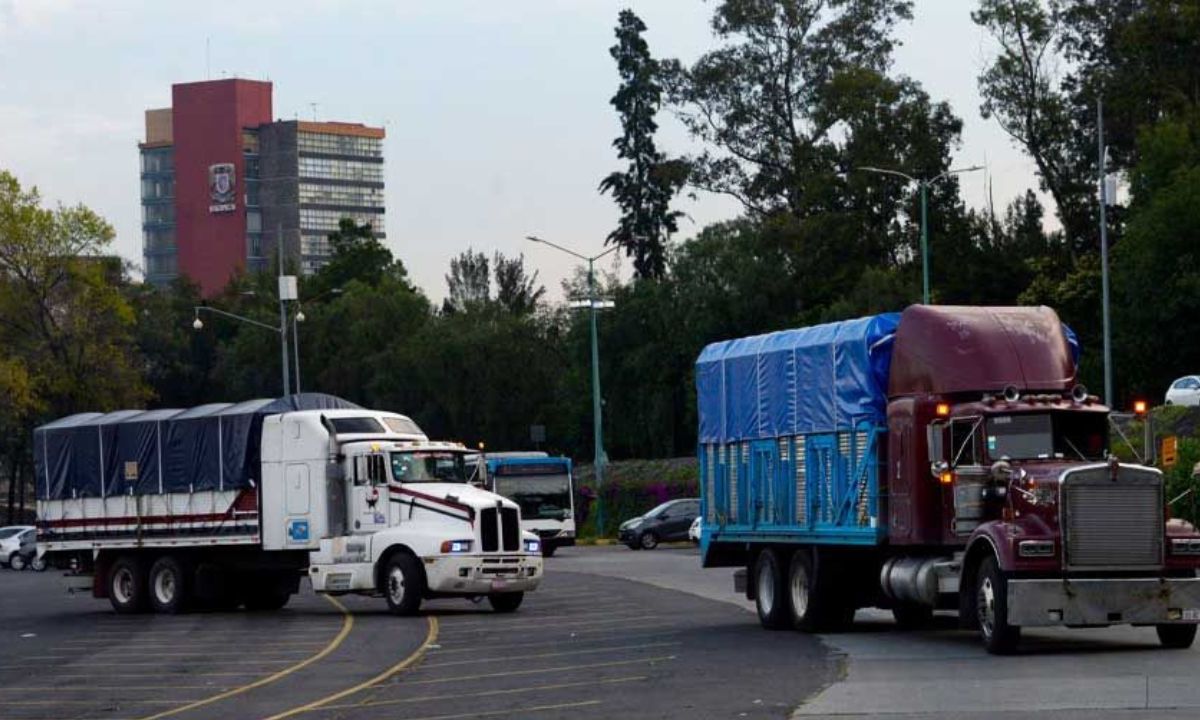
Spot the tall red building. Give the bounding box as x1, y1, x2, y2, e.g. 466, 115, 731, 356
140, 79, 386, 295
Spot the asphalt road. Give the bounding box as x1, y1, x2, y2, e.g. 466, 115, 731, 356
0, 554, 830, 720
555, 544, 1200, 719
7, 545, 1200, 719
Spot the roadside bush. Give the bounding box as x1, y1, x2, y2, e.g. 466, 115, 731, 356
574, 457, 698, 538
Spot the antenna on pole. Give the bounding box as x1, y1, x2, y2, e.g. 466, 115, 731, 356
309, 103, 319, 121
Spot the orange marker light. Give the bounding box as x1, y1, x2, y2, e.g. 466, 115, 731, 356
936, 403, 951, 417
1133, 400, 1148, 416
940, 471, 953, 485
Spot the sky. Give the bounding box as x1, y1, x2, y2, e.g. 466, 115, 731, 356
0, 0, 1042, 303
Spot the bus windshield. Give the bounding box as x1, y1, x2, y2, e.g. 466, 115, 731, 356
494, 474, 572, 520
390, 451, 468, 483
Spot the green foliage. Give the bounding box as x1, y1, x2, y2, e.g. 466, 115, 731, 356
573, 457, 699, 538
599, 9, 685, 280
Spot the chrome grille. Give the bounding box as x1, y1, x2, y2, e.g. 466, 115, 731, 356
1063, 466, 1163, 568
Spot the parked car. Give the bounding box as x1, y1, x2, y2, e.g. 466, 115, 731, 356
0, 526, 36, 569
1166, 375, 1200, 406
688, 516, 702, 544
618, 498, 700, 550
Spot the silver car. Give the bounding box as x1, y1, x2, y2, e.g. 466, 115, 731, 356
0, 526, 44, 571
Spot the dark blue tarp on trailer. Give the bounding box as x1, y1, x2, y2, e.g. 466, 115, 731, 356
696, 314, 901, 443
34, 394, 361, 500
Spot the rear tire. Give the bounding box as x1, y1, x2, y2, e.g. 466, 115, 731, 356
243, 579, 291, 612
108, 556, 149, 614
9, 553, 26, 571
382, 553, 424, 616
542, 544, 556, 558
754, 549, 790, 630
975, 556, 1020, 654
488, 592, 524, 613
30, 555, 47, 572
1157, 624, 1198, 649
148, 556, 189, 614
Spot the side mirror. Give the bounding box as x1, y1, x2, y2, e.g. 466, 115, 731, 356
927, 422, 945, 466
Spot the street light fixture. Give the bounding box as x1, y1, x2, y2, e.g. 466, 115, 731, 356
525, 235, 618, 535
858, 164, 984, 304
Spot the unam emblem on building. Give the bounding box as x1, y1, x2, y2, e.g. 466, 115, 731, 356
208, 163, 237, 213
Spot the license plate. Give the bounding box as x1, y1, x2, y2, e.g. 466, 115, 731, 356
1183, 609, 1200, 621
490, 578, 508, 590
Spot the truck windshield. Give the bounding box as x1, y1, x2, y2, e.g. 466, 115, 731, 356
985, 413, 1107, 461
494, 474, 572, 520
390, 452, 468, 483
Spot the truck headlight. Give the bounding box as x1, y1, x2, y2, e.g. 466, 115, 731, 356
1018, 540, 1055, 558
1171, 538, 1200, 555
525, 539, 541, 554
440, 540, 473, 554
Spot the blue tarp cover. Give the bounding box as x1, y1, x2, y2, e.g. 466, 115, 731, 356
34, 393, 361, 500
696, 314, 901, 443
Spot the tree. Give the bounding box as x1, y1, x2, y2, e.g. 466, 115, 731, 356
0, 170, 149, 518
310, 218, 408, 296
493, 252, 545, 315
443, 249, 491, 314
599, 9, 685, 280
663, 0, 916, 218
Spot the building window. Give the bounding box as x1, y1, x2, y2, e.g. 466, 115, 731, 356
298, 132, 382, 158
242, 130, 260, 155
246, 210, 262, 233
298, 156, 384, 183
141, 177, 174, 200
146, 253, 178, 277
298, 182, 385, 208
299, 208, 384, 234
301, 235, 333, 257
141, 148, 174, 174
247, 234, 263, 258
142, 203, 175, 225
143, 228, 176, 251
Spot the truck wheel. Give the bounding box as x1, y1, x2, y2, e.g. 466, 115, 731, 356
892, 604, 934, 629
975, 556, 1020, 654
30, 555, 47, 572
383, 553, 424, 616
108, 556, 149, 614
754, 549, 789, 630
148, 556, 189, 614
10, 553, 26, 571
639, 531, 659, 550
488, 592, 524, 613
1156, 624, 1198, 649
542, 544, 557, 558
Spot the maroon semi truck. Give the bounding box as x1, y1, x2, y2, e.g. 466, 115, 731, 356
697, 305, 1200, 653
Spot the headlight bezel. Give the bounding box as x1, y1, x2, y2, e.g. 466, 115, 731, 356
524, 538, 541, 554
440, 539, 473, 554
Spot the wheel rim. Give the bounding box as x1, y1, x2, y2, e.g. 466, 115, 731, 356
641, 533, 656, 549
758, 560, 775, 617
113, 568, 135, 605
388, 566, 406, 604
12, 555, 24, 570
32, 557, 45, 571
154, 569, 177, 606
978, 575, 996, 639
790, 562, 809, 620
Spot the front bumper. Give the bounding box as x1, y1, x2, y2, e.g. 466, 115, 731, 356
1008, 577, 1200, 627
424, 553, 543, 595
617, 526, 640, 544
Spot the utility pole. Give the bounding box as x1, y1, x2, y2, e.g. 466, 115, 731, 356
277, 224, 293, 396
1098, 98, 1114, 406
858, 165, 984, 305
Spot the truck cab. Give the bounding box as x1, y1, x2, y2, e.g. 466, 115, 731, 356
273, 413, 543, 614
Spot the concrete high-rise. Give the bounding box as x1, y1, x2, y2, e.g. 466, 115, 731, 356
139, 79, 386, 294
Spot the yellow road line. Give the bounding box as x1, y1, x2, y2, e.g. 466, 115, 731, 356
421, 641, 681, 668
399, 699, 602, 720
262, 615, 439, 720
134, 595, 354, 720
316, 675, 645, 711
396, 655, 676, 687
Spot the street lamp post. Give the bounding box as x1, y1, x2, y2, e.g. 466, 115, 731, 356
192, 305, 290, 395
291, 287, 342, 395
858, 165, 984, 304
525, 235, 617, 535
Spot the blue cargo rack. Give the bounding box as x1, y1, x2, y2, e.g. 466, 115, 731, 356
694, 314, 899, 554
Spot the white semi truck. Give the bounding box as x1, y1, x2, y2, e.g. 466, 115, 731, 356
34, 394, 543, 615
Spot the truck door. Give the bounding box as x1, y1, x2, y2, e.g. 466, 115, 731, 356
349, 453, 389, 534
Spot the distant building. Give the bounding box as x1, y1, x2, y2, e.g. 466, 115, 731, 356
139, 79, 386, 294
